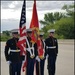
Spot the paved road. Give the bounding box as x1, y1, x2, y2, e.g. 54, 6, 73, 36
1, 41, 74, 75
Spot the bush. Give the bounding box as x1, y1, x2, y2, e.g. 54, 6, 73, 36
55, 17, 74, 39
1, 34, 11, 41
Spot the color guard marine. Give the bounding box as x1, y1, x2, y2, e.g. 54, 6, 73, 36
25, 29, 38, 75
4, 30, 25, 75
45, 29, 58, 75
36, 32, 46, 75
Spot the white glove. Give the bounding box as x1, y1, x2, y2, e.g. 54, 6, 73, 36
36, 56, 40, 62
46, 54, 49, 59
7, 61, 11, 64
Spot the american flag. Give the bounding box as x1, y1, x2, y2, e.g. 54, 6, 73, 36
17, 0, 26, 55
17, 0, 27, 72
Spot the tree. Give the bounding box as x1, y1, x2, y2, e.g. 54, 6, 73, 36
62, 4, 75, 17
55, 17, 74, 39
40, 12, 65, 26
40, 3, 74, 39
3, 30, 10, 36
40, 13, 54, 26
54, 12, 64, 21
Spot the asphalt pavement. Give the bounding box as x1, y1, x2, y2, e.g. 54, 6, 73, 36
1, 40, 74, 75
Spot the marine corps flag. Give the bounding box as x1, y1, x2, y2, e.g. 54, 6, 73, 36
30, 0, 44, 58
30, 0, 39, 43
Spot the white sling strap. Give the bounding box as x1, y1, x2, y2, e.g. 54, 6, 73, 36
26, 37, 35, 58
42, 40, 45, 57
43, 40, 45, 50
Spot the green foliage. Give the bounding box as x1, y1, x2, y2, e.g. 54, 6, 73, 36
40, 13, 54, 25
55, 17, 74, 39
1, 30, 11, 41
41, 17, 74, 39
41, 24, 54, 38
44, 13, 54, 24
1, 34, 11, 41
40, 4, 74, 39
3, 30, 10, 36
40, 12, 64, 26
54, 12, 64, 20
62, 4, 68, 10
62, 3, 75, 17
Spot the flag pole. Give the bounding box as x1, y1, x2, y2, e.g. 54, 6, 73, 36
33, 0, 41, 75
34, 0, 41, 75
29, 0, 41, 74
39, 61, 41, 75
17, 0, 27, 74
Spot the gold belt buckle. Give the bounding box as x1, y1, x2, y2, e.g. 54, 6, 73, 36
39, 56, 44, 60
16, 50, 19, 52
30, 55, 35, 59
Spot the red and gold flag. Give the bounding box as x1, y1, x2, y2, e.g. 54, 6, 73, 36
30, 0, 39, 43
30, 0, 44, 58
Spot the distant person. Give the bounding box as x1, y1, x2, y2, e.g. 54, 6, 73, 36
4, 30, 25, 75
45, 29, 58, 75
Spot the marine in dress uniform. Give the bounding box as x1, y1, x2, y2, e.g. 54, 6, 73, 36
36, 32, 46, 75
45, 29, 58, 75
4, 30, 25, 75
26, 29, 38, 75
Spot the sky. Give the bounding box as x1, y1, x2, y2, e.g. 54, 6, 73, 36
1, 1, 74, 32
